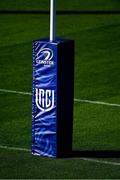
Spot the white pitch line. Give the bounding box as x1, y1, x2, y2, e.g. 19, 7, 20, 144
0, 88, 32, 95
0, 145, 30, 152
80, 157, 120, 166
0, 145, 120, 166
0, 88, 120, 107
74, 98, 120, 107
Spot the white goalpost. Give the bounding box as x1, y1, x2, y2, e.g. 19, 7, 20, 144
50, 0, 56, 42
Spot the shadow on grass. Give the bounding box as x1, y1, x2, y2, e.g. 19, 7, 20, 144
71, 150, 120, 158
0, 10, 120, 15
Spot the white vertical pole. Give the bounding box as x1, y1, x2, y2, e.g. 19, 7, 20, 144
50, 0, 56, 42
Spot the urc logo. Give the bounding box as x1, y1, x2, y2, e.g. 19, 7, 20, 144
36, 88, 54, 112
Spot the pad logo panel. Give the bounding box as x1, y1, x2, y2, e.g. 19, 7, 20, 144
32, 41, 57, 157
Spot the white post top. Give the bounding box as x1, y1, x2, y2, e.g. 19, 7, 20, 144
50, 0, 56, 42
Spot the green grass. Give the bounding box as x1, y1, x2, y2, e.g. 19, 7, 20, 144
74, 103, 120, 150
0, 0, 120, 179
0, 93, 31, 147
0, 150, 120, 179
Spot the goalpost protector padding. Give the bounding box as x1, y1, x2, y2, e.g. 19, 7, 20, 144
32, 38, 74, 158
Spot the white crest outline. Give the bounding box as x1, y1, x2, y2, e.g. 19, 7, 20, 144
35, 88, 54, 112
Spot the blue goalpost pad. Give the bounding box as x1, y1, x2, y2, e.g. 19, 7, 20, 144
32, 38, 74, 158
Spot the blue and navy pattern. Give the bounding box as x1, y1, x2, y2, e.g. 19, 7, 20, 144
32, 39, 58, 157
